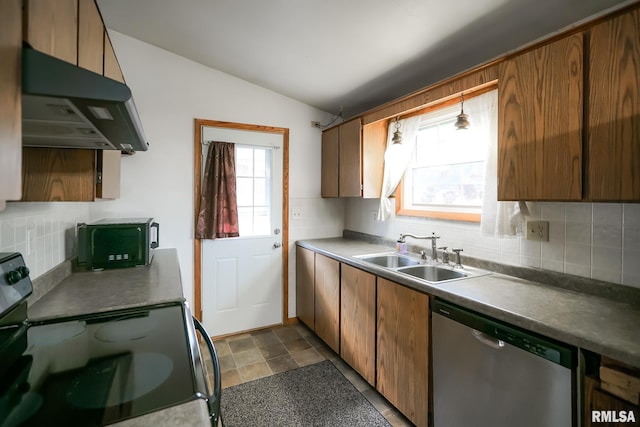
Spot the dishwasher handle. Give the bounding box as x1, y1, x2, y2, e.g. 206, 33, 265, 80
193, 316, 222, 424
471, 329, 505, 350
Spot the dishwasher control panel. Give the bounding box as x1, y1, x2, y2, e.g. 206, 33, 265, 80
433, 299, 575, 368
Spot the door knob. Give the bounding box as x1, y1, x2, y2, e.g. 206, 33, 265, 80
273, 242, 282, 249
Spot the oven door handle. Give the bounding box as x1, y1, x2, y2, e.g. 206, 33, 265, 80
193, 316, 221, 424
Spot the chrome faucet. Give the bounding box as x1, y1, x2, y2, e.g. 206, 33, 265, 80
399, 232, 440, 261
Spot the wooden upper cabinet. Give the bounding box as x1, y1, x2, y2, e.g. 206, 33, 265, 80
0, 0, 22, 205
22, 148, 96, 201
24, 0, 78, 65
338, 118, 362, 197
321, 117, 386, 198
587, 9, 640, 201
498, 33, 583, 201
78, 0, 104, 74
321, 126, 339, 197
104, 31, 126, 83
295, 246, 315, 330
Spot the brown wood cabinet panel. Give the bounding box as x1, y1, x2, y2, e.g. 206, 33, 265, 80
498, 34, 583, 201
22, 148, 96, 201
377, 278, 429, 427
296, 246, 315, 330
340, 264, 376, 385
104, 31, 126, 83
96, 150, 121, 199
78, 0, 104, 74
321, 126, 339, 197
587, 9, 640, 201
0, 0, 22, 203
339, 118, 362, 197
314, 253, 340, 353
24, 0, 78, 65
362, 120, 387, 198
585, 375, 640, 426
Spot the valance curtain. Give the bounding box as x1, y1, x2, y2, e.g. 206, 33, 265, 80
478, 90, 529, 237
377, 115, 421, 221
195, 141, 240, 239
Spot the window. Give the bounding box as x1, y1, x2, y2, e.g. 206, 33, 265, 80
397, 93, 492, 222
235, 145, 272, 236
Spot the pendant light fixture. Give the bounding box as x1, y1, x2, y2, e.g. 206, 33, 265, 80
392, 117, 402, 144
455, 93, 470, 130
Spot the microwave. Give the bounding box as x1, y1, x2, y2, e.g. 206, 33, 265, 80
77, 218, 159, 269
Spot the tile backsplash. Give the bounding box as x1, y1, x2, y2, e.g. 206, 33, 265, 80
0, 202, 91, 279
345, 199, 640, 289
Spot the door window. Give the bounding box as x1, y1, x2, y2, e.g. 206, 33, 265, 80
235, 145, 272, 236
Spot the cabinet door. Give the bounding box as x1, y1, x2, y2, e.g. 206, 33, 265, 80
314, 253, 340, 353
340, 264, 376, 385
498, 34, 583, 200
24, 0, 78, 65
362, 120, 387, 198
339, 118, 362, 197
96, 150, 121, 199
22, 148, 96, 201
78, 0, 104, 74
0, 0, 22, 205
296, 246, 315, 330
377, 278, 429, 427
104, 31, 126, 83
321, 126, 339, 197
587, 9, 640, 201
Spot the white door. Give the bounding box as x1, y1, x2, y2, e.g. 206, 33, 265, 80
201, 127, 283, 337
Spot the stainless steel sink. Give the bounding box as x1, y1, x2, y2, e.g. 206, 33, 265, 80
396, 265, 467, 281
356, 253, 420, 268
354, 251, 491, 284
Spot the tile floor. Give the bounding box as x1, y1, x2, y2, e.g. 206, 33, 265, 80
203, 323, 414, 427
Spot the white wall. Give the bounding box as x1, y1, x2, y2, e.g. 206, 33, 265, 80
97, 31, 345, 315
346, 198, 640, 288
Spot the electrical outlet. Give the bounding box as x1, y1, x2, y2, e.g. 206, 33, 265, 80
372, 211, 378, 221
526, 220, 549, 241
292, 208, 302, 220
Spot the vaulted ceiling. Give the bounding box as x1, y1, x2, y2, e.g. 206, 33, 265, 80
97, 0, 633, 117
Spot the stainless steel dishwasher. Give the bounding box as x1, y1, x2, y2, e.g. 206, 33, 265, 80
432, 299, 576, 427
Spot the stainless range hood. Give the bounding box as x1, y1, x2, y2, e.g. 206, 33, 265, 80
22, 47, 149, 153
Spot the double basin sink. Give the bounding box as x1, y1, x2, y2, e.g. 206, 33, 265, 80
354, 252, 490, 284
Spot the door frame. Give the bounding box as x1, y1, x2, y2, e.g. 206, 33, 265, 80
193, 119, 290, 327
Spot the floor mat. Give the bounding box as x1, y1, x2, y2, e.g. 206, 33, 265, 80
221, 360, 391, 426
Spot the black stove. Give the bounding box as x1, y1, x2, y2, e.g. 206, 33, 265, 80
0, 253, 221, 426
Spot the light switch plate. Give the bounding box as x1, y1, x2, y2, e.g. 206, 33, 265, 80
526, 220, 549, 241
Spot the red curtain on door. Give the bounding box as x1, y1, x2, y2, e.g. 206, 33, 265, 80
195, 141, 239, 239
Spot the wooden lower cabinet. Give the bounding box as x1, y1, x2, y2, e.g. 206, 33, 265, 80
296, 246, 315, 330
377, 278, 430, 427
584, 375, 639, 426
340, 264, 376, 385
314, 253, 340, 353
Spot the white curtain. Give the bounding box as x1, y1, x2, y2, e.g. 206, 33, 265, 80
377, 115, 421, 221
479, 90, 529, 236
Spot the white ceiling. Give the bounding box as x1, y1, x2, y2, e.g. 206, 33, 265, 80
97, 0, 633, 117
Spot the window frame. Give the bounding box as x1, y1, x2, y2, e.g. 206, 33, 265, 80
394, 86, 495, 223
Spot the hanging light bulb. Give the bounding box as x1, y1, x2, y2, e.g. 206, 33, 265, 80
455, 93, 470, 130
392, 117, 402, 144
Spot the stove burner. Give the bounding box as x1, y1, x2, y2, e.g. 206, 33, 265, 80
94, 316, 157, 343
65, 352, 173, 409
